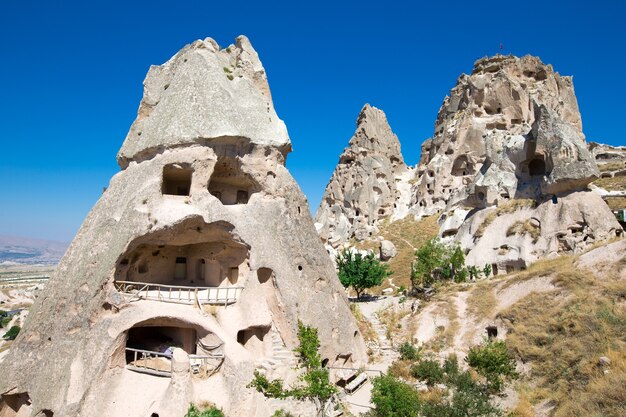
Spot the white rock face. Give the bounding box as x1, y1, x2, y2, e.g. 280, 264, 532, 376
0, 36, 366, 417
117, 36, 291, 168
315, 104, 411, 249
379, 240, 397, 261
316, 55, 622, 272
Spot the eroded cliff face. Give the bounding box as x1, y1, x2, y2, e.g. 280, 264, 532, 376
314, 105, 413, 251
317, 55, 622, 273
0, 36, 366, 417
425, 55, 621, 271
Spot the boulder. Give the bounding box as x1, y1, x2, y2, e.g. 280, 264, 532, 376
379, 240, 397, 261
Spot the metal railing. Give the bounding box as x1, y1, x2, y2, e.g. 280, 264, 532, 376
125, 347, 224, 377
114, 281, 243, 306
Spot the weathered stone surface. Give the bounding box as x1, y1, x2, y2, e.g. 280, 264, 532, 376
314, 104, 411, 250
117, 36, 291, 169
379, 240, 397, 261
317, 55, 621, 272
410, 55, 595, 217
0, 36, 366, 417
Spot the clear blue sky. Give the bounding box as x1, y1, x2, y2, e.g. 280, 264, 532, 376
1, 0, 624, 242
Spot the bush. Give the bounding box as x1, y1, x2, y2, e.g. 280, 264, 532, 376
398, 341, 421, 361
466, 339, 518, 393
370, 374, 421, 417
249, 322, 337, 414
411, 238, 469, 287
410, 359, 444, 386
336, 250, 391, 300
185, 404, 224, 417
2, 325, 20, 341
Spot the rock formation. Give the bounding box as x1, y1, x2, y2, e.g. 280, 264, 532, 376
317, 55, 622, 273
314, 104, 412, 251
0, 36, 366, 417
421, 55, 623, 271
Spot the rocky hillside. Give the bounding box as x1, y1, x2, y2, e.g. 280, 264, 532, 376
316, 55, 624, 275
314, 104, 413, 251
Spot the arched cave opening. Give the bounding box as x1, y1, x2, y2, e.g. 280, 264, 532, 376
528, 158, 547, 176
208, 156, 259, 205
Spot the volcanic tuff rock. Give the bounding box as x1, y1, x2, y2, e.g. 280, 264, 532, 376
314, 104, 412, 250
0, 36, 366, 417
424, 55, 622, 270
317, 55, 622, 272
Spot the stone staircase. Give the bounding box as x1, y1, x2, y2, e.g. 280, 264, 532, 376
258, 326, 298, 372
370, 313, 392, 351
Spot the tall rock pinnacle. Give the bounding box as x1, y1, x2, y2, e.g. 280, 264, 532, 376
0, 36, 366, 417
315, 104, 411, 249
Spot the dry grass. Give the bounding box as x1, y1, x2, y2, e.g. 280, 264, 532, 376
466, 281, 498, 319
476, 199, 537, 238
497, 254, 626, 416
510, 394, 535, 417
378, 214, 440, 289
592, 175, 626, 191
506, 220, 541, 242
350, 304, 377, 344
597, 161, 626, 172
604, 196, 626, 211
423, 298, 459, 353
388, 359, 415, 380
378, 305, 411, 341
499, 255, 573, 290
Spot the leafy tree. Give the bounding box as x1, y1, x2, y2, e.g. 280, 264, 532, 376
249, 322, 338, 416
466, 339, 518, 393
370, 373, 421, 417
2, 325, 20, 340
336, 250, 391, 300
411, 238, 469, 287
411, 238, 447, 287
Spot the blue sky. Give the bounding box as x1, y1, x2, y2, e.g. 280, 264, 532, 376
1, 0, 624, 242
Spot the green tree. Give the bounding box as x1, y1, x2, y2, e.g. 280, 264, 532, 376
466, 339, 518, 393
411, 238, 447, 287
336, 250, 391, 300
482, 263, 492, 278
249, 322, 338, 416
370, 373, 421, 417
411, 238, 469, 287
2, 325, 20, 341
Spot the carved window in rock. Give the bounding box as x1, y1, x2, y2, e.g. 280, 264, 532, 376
162, 164, 193, 196
528, 158, 547, 176
114, 219, 250, 289
208, 157, 259, 205
451, 156, 474, 177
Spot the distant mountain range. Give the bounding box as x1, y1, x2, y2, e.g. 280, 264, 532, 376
0, 235, 69, 265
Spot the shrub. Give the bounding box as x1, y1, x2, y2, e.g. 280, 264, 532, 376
466, 339, 518, 393
249, 322, 337, 414
2, 325, 20, 341
336, 250, 391, 300
370, 374, 421, 417
410, 359, 444, 386
185, 404, 225, 417
398, 341, 421, 361
411, 238, 469, 287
